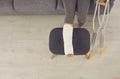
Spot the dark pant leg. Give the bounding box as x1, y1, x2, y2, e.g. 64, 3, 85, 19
77, 0, 91, 26
63, 0, 77, 24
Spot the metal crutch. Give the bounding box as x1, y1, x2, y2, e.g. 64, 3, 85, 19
86, 0, 110, 59
98, 0, 110, 55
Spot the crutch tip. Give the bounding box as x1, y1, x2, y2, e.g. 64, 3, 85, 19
99, 45, 104, 55
99, 45, 104, 49
99, 49, 103, 55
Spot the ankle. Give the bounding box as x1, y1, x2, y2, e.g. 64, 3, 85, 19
64, 23, 73, 27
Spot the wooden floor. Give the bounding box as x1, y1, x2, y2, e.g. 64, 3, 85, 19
0, 0, 120, 79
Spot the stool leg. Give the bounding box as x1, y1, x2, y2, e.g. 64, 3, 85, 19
85, 50, 93, 59
50, 53, 56, 59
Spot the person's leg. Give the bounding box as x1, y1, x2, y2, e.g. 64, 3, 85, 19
62, 0, 77, 57
63, 0, 77, 24
77, 0, 91, 27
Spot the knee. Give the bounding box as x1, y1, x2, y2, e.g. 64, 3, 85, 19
78, 17, 86, 26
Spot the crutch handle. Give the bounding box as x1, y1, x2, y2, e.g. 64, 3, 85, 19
98, 1, 106, 6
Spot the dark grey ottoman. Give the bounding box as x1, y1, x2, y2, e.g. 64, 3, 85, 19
49, 28, 90, 55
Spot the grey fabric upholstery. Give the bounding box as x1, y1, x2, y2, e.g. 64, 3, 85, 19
0, 0, 115, 15
0, 0, 15, 15
14, 0, 58, 15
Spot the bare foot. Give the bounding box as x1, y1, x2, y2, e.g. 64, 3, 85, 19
67, 54, 74, 57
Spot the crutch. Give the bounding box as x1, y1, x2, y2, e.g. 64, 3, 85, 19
86, 0, 110, 59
